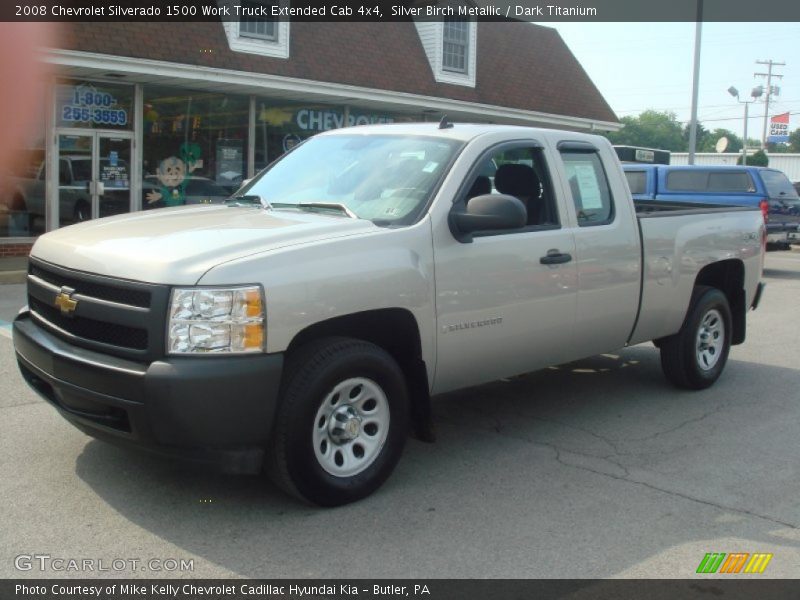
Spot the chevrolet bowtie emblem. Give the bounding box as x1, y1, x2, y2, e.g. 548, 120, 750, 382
54, 287, 78, 316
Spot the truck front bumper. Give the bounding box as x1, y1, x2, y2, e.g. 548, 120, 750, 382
12, 312, 283, 474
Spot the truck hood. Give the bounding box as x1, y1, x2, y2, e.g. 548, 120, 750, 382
31, 205, 378, 284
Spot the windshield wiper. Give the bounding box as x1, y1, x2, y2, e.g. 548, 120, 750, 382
296, 202, 358, 219
226, 194, 272, 209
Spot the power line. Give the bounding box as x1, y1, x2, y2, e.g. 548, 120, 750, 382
674, 110, 800, 125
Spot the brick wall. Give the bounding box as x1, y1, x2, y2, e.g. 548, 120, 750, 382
0, 243, 33, 257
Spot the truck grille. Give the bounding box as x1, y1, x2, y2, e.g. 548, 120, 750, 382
28, 296, 148, 350
29, 263, 151, 308
26, 258, 169, 361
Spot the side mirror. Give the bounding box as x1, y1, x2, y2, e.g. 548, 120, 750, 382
450, 194, 526, 241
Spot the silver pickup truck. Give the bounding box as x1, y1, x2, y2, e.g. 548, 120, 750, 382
13, 123, 765, 506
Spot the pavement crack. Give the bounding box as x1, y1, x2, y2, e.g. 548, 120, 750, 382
438, 412, 799, 531
624, 402, 727, 442
539, 441, 800, 531
1, 399, 44, 409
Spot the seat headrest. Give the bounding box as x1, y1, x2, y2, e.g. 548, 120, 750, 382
495, 164, 540, 198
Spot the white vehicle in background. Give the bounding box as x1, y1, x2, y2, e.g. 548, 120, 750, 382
4, 156, 130, 232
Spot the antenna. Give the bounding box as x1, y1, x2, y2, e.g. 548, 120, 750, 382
438, 115, 453, 129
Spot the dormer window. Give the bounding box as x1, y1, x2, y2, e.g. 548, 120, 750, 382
442, 18, 469, 73
223, 0, 290, 59
412, 18, 476, 88
239, 0, 278, 41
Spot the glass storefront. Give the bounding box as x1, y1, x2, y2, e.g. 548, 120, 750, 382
254, 102, 416, 171
1, 77, 424, 245
142, 87, 249, 208
0, 87, 46, 238
54, 80, 134, 228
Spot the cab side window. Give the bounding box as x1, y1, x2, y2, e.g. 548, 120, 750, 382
463, 147, 559, 228
560, 150, 614, 226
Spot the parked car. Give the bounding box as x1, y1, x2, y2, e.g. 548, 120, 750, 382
14, 124, 764, 506
623, 164, 800, 249
6, 156, 129, 228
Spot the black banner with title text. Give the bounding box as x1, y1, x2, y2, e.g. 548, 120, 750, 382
3, 0, 800, 22
5, 579, 800, 600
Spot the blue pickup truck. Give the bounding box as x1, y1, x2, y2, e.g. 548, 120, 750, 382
622, 164, 800, 249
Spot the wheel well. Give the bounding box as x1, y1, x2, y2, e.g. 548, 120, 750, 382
286, 309, 434, 441
694, 260, 746, 345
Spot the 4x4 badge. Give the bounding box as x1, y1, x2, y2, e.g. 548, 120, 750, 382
54, 287, 78, 316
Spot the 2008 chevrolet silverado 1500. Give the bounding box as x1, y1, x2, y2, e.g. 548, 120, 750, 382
13, 124, 765, 506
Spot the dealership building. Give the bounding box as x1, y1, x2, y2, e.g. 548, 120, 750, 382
0, 17, 618, 258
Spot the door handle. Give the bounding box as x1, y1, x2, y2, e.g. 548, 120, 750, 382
540, 249, 573, 265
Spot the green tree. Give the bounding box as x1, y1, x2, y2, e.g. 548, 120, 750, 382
606, 110, 685, 151
698, 128, 742, 153
684, 122, 710, 152
737, 149, 769, 166
789, 128, 800, 152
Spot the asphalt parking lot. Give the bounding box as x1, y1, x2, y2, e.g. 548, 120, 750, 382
1, 253, 799, 579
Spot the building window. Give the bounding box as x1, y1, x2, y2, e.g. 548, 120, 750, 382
442, 18, 469, 73
142, 86, 249, 209
223, 0, 289, 59
239, 1, 278, 41
1, 84, 46, 239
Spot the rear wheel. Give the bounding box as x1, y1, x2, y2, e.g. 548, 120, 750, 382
660, 286, 732, 390
268, 337, 409, 506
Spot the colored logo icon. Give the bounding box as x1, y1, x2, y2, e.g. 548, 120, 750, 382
696, 552, 773, 574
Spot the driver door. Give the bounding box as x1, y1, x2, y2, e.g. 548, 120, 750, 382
432, 143, 578, 394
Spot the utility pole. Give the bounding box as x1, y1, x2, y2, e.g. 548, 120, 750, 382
687, 0, 703, 164
755, 59, 785, 148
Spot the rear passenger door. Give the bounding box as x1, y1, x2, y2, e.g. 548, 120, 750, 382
556, 141, 641, 358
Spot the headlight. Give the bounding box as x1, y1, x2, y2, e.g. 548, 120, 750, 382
168, 286, 265, 354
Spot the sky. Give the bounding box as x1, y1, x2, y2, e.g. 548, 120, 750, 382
544, 22, 799, 143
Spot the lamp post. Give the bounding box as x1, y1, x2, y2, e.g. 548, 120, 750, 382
727, 85, 763, 166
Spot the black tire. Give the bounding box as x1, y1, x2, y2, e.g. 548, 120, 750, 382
660, 286, 732, 390
268, 337, 409, 506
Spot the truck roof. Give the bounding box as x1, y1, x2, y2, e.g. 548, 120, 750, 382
319, 122, 611, 145
622, 163, 774, 172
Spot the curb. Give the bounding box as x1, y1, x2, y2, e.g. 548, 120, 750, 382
0, 270, 26, 285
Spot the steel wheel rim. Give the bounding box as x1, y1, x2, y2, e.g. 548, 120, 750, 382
312, 377, 390, 477
696, 308, 724, 371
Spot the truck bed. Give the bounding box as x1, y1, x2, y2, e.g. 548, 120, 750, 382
628, 205, 763, 346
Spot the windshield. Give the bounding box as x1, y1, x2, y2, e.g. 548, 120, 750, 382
762, 169, 800, 201
239, 134, 462, 224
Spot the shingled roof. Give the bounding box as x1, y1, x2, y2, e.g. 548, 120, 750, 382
57, 20, 617, 125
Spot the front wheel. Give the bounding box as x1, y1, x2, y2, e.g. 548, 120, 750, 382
268, 337, 409, 506
660, 286, 732, 390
